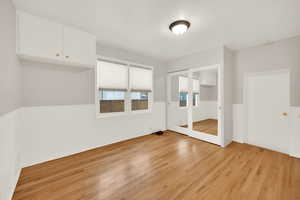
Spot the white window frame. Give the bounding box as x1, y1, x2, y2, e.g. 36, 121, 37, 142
178, 83, 200, 109
193, 92, 200, 107
95, 55, 153, 118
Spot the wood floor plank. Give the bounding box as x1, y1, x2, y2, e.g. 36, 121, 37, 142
13, 131, 300, 200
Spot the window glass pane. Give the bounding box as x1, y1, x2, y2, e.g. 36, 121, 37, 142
193, 93, 199, 106
101, 91, 125, 100
179, 92, 188, 107
100, 90, 125, 113
131, 92, 149, 111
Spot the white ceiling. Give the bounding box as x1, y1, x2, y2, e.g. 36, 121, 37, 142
13, 0, 300, 61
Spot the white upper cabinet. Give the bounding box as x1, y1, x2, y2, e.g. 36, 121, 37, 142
16, 11, 96, 68
199, 71, 217, 86
63, 26, 96, 67
17, 12, 63, 60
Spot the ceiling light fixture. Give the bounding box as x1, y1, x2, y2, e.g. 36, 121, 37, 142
169, 20, 190, 35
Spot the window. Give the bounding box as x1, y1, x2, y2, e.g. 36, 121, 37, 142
130, 67, 152, 111
179, 76, 188, 107
192, 79, 200, 106
97, 60, 128, 114
99, 90, 125, 113
97, 59, 153, 116
180, 92, 188, 107
131, 91, 149, 110
193, 93, 199, 106
178, 76, 200, 107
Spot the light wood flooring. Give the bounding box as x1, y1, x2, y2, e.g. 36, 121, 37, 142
182, 119, 218, 135
13, 131, 300, 200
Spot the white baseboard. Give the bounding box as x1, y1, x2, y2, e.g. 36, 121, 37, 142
7, 168, 21, 200
232, 138, 244, 144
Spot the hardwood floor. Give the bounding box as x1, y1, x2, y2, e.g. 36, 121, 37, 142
192, 119, 218, 135
13, 131, 300, 200
182, 119, 218, 136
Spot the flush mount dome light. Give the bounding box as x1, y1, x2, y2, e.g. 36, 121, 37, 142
169, 20, 190, 35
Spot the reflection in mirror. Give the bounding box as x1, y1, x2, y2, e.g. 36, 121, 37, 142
168, 72, 189, 130
191, 69, 218, 136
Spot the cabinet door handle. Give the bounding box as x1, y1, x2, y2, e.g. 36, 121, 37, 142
65, 56, 69, 58
56, 53, 60, 57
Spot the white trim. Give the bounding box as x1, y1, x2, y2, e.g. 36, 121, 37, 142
167, 64, 224, 146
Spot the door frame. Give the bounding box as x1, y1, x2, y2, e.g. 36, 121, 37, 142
167, 64, 224, 146
243, 69, 291, 154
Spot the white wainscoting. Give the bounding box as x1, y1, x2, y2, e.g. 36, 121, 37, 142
233, 104, 300, 158
19, 102, 166, 167
233, 104, 245, 143
0, 109, 21, 200
290, 107, 300, 158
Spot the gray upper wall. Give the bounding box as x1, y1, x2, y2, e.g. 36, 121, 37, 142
200, 85, 218, 101
0, 0, 22, 115
166, 47, 223, 71
22, 62, 94, 106
234, 36, 300, 106
21, 44, 167, 107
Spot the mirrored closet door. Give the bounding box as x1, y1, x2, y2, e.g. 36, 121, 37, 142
167, 71, 190, 134
167, 65, 222, 146
189, 66, 220, 144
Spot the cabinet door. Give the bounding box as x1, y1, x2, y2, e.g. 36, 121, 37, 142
17, 12, 63, 60
200, 71, 217, 86
63, 27, 96, 67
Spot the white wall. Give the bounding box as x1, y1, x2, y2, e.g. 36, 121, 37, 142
0, 0, 22, 199
232, 104, 244, 143
233, 104, 300, 158
19, 103, 166, 167
290, 107, 300, 158
17, 44, 167, 167
234, 36, 300, 106
222, 47, 234, 146
0, 110, 21, 200
0, 0, 22, 115
232, 36, 300, 157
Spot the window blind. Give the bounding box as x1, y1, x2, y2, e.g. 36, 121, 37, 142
97, 60, 128, 91
130, 67, 152, 92
179, 76, 188, 92
179, 76, 200, 92
193, 79, 200, 92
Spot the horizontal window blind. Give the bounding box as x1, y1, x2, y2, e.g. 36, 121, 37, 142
179, 76, 200, 92
97, 60, 128, 91
179, 76, 188, 92
193, 79, 200, 92
130, 67, 152, 92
